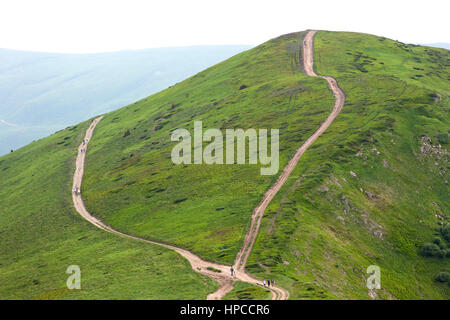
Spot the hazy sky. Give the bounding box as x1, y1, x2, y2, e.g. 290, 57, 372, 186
1, 0, 448, 53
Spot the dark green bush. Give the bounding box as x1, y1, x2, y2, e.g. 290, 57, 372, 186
445, 249, 450, 258
420, 243, 442, 257
437, 133, 448, 145
441, 225, 450, 242
432, 237, 441, 246
435, 271, 450, 283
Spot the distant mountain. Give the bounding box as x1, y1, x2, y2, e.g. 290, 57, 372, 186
424, 43, 450, 50
0, 45, 251, 155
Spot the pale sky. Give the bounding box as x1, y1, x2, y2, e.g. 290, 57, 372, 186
0, 0, 448, 53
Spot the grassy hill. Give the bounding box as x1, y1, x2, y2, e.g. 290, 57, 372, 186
248, 31, 450, 299
0, 30, 448, 299
81, 31, 333, 265
0, 119, 217, 299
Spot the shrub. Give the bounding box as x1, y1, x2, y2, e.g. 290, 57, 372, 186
435, 271, 450, 283
445, 249, 450, 258
437, 133, 448, 145
420, 243, 442, 257
173, 198, 187, 204
432, 237, 441, 246
441, 225, 450, 242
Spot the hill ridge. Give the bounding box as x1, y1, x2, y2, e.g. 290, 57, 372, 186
72, 30, 346, 300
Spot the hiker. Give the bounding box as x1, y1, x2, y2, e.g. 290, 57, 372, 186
267, 280, 271, 287
230, 267, 234, 277
271, 279, 275, 286
72, 187, 76, 193
77, 188, 81, 195
263, 280, 266, 287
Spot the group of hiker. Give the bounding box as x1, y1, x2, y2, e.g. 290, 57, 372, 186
73, 140, 88, 194
263, 279, 275, 287
229, 267, 275, 288
72, 187, 81, 195
80, 139, 88, 153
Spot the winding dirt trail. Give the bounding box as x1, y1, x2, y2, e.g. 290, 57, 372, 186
72, 117, 286, 300
233, 30, 345, 279
71, 30, 344, 301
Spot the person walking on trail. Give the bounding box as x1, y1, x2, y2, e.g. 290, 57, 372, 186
72, 187, 76, 194
268, 280, 271, 287
230, 267, 234, 277
263, 280, 266, 287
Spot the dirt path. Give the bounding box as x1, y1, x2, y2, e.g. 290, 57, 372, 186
233, 29, 345, 281
71, 30, 343, 301
72, 117, 286, 300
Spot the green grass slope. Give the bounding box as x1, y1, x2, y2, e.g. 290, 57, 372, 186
82, 31, 333, 265
0, 121, 216, 299
224, 281, 272, 300
1, 30, 448, 300
248, 31, 449, 299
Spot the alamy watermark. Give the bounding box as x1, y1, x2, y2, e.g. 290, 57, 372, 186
171, 121, 279, 175
66, 265, 81, 290
366, 265, 381, 290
